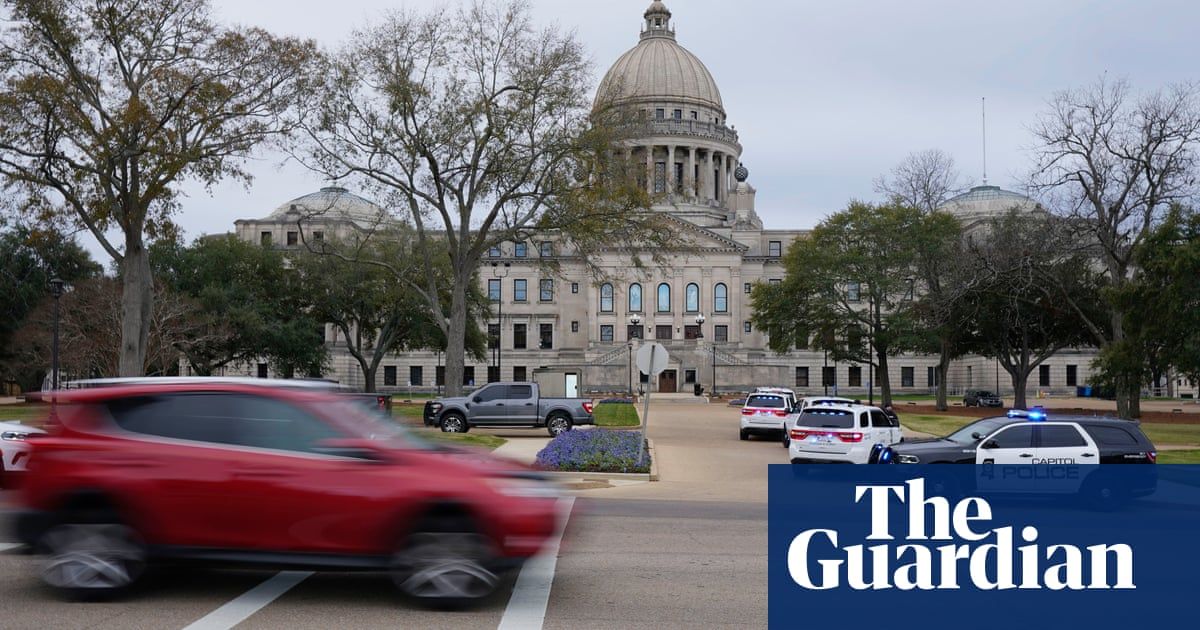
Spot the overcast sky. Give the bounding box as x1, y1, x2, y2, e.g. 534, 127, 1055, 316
76, 0, 1200, 261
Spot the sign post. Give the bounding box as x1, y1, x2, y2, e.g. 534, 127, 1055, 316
635, 342, 669, 466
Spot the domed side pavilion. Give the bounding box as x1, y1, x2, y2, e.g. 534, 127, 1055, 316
223, 1, 1104, 400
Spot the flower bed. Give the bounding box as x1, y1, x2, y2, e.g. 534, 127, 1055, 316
534, 429, 650, 474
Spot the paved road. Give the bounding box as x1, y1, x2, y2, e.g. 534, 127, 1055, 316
0, 402, 779, 629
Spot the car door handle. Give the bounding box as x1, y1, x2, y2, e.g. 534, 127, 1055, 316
1081, 453, 1096, 458
524, 403, 534, 406
1019, 453, 1033, 458
497, 403, 505, 407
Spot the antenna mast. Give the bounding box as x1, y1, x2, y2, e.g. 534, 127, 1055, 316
981, 97, 988, 185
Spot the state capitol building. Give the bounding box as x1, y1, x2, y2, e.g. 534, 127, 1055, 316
227, 2, 1103, 398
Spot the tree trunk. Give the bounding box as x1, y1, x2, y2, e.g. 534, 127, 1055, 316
935, 342, 951, 412
1127, 383, 1142, 419
876, 347, 892, 408
1010, 369, 1029, 410
443, 276, 469, 397
1110, 310, 1133, 418
118, 244, 153, 377
362, 363, 377, 393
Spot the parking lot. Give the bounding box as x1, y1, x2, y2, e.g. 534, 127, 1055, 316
0, 402, 776, 629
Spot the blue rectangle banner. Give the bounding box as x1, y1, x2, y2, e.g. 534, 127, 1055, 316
768, 465, 1200, 629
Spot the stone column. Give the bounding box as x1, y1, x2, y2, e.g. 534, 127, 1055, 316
687, 147, 697, 200
707, 150, 716, 204
645, 145, 654, 195
667, 145, 676, 195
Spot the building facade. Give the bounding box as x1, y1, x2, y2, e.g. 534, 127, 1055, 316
226, 1, 1102, 398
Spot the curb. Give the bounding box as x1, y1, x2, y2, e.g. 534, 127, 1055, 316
538, 438, 659, 482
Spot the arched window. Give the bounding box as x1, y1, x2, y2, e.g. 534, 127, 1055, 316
600, 283, 614, 313
629, 283, 642, 312
714, 283, 728, 313
657, 283, 671, 312
685, 283, 700, 312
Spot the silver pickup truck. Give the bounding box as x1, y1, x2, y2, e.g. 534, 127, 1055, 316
424, 382, 595, 436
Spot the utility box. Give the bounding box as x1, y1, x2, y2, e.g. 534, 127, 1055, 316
533, 368, 584, 398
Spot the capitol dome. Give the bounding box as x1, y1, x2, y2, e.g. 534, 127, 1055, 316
939, 185, 1043, 220
594, 1, 725, 115
267, 186, 389, 228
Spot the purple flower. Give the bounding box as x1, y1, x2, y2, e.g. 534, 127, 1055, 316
534, 430, 649, 473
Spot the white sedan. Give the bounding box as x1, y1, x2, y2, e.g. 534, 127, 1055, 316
1, 420, 46, 482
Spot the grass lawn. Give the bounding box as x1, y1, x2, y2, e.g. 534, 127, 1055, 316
1139, 424, 1200, 448
594, 402, 639, 427
0, 403, 48, 422
392, 404, 426, 420
391, 393, 437, 401
901, 414, 975, 437
1157, 450, 1200, 464
414, 430, 506, 450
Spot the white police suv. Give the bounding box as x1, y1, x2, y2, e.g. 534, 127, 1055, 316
781, 396, 855, 448
739, 390, 795, 440
788, 404, 902, 464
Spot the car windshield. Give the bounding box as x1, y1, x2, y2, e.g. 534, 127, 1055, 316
796, 409, 856, 429
746, 395, 786, 409
946, 417, 1011, 445
315, 401, 439, 450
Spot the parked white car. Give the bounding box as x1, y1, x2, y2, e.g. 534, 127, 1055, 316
1, 420, 46, 483
787, 404, 901, 464
781, 396, 855, 448
739, 391, 795, 440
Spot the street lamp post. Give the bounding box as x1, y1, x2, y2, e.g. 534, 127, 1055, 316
490, 262, 510, 382
49, 278, 64, 394
694, 313, 706, 395
629, 314, 642, 396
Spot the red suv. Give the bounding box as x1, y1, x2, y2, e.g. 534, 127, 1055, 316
13, 380, 560, 603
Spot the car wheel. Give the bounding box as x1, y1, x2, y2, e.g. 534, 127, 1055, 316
739, 429, 749, 441
392, 513, 499, 607
546, 415, 572, 437
39, 512, 145, 600
781, 431, 791, 448
440, 413, 468, 433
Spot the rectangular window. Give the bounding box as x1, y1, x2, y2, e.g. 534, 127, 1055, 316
514, 279, 527, 302
436, 366, 445, 387
600, 325, 614, 342
539, 324, 553, 349
822, 366, 836, 388
540, 279, 554, 301
904, 279, 915, 301
674, 162, 684, 193
1039, 364, 1051, 387
655, 325, 673, 340
409, 366, 423, 386
927, 366, 939, 387
463, 366, 475, 386
539, 241, 553, 257
685, 369, 696, 384
691, 111, 698, 120
384, 366, 397, 386
847, 282, 861, 302
513, 324, 527, 349
684, 325, 700, 340
628, 325, 644, 340
795, 367, 809, 388
655, 108, 664, 120
901, 367, 915, 388
673, 109, 682, 120
488, 324, 500, 350
487, 366, 500, 383
514, 242, 527, 258
769, 278, 781, 285
768, 241, 782, 257
313, 231, 324, 242
287, 231, 298, 246
260, 232, 272, 246
571, 321, 580, 333
848, 366, 862, 387
488, 246, 500, 258
513, 366, 527, 382
572, 282, 579, 294
487, 279, 501, 302
744, 282, 752, 294
654, 162, 666, 193
1066, 365, 1078, 387
744, 321, 752, 333
714, 325, 729, 342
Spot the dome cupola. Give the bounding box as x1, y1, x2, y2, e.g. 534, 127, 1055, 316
643, 1, 674, 40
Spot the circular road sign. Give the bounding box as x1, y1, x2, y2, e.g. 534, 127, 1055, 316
636, 342, 669, 376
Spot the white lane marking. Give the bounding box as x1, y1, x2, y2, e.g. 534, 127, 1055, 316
181, 570, 312, 630
0, 543, 22, 552
497, 496, 576, 630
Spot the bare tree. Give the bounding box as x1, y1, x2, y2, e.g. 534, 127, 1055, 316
294, 0, 663, 395
1029, 77, 1200, 417
874, 149, 966, 214
0, 0, 315, 376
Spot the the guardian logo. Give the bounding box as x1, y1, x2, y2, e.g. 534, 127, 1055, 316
788, 479, 1134, 591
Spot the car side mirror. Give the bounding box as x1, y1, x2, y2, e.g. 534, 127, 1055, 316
981, 440, 999, 449
473, 396, 483, 403
971, 432, 984, 440
313, 438, 386, 462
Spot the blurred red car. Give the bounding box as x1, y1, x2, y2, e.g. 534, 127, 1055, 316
13, 379, 560, 604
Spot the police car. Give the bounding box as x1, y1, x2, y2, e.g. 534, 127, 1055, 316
781, 396, 855, 448
739, 389, 797, 440
788, 403, 902, 464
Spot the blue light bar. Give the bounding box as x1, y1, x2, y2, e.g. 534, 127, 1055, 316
1007, 408, 1048, 421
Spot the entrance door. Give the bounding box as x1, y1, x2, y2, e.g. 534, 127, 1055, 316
564, 374, 579, 398
659, 369, 677, 393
